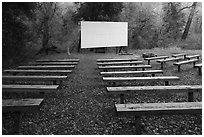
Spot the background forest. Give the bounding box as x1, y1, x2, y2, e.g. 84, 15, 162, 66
2, 2, 202, 67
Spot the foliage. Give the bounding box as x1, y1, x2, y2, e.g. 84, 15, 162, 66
2, 2, 36, 67
119, 3, 159, 49
73, 2, 124, 22
161, 2, 186, 39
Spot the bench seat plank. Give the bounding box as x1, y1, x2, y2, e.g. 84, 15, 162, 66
115, 102, 202, 116
173, 59, 199, 65
2, 75, 67, 81
2, 98, 44, 112
97, 58, 138, 62
195, 63, 202, 67
194, 63, 202, 75
36, 59, 79, 62
18, 65, 75, 70
185, 55, 200, 60
2, 85, 59, 92
172, 53, 187, 58
157, 57, 182, 63
173, 59, 200, 71
4, 69, 72, 75
144, 56, 169, 61
31, 62, 78, 65
97, 61, 143, 66
103, 76, 179, 82
107, 85, 201, 94
157, 57, 183, 69
99, 65, 151, 71
144, 56, 169, 65
101, 70, 163, 76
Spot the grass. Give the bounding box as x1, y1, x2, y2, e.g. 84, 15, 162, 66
2, 46, 202, 135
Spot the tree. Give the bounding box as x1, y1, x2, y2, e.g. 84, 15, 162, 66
162, 2, 186, 40
2, 2, 36, 66
181, 2, 197, 40
73, 2, 123, 22
119, 2, 158, 49
35, 2, 58, 55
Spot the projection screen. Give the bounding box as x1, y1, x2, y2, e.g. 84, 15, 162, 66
81, 21, 128, 48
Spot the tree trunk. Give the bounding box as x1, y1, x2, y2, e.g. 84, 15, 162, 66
181, 2, 197, 40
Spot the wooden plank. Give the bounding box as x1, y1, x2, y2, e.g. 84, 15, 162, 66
97, 61, 143, 66
185, 55, 200, 60
101, 70, 163, 76
18, 65, 75, 70
97, 58, 138, 62
99, 65, 151, 69
115, 102, 202, 116
107, 85, 201, 94
173, 59, 199, 65
36, 59, 79, 62
31, 62, 78, 65
2, 84, 59, 92
2, 98, 44, 112
194, 63, 202, 67
144, 56, 168, 60
156, 57, 182, 63
172, 53, 187, 58
4, 69, 72, 75
103, 76, 179, 82
2, 76, 67, 83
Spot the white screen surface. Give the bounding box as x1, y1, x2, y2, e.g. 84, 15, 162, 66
81, 21, 128, 48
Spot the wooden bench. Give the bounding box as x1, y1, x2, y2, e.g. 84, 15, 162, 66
172, 53, 187, 58
98, 65, 151, 72
4, 69, 72, 76
103, 76, 179, 86
144, 56, 169, 65
107, 85, 201, 103
31, 62, 78, 65
101, 70, 163, 77
115, 102, 202, 134
2, 75, 67, 85
2, 84, 59, 95
156, 57, 183, 69
173, 59, 200, 71
36, 59, 79, 62
2, 98, 44, 134
185, 55, 200, 60
18, 65, 75, 70
97, 61, 143, 66
194, 63, 202, 75
97, 58, 138, 63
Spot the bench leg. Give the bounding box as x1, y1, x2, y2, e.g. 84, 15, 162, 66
152, 74, 155, 77
113, 82, 116, 87
188, 92, 194, 102
53, 80, 57, 85
198, 67, 202, 75
161, 62, 164, 69
184, 55, 186, 59
119, 94, 125, 104
178, 65, 181, 71
12, 111, 21, 135
164, 81, 169, 86
148, 60, 150, 65
39, 92, 44, 97
135, 116, 142, 135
